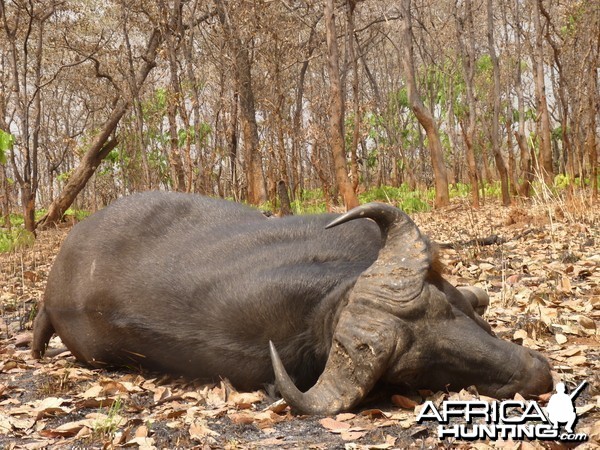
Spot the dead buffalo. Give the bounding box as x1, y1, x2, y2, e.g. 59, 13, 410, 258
32, 192, 552, 414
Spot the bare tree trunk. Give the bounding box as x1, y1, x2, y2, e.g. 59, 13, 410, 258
400, 0, 449, 207
324, 0, 359, 210
291, 20, 318, 199
346, 0, 360, 194
122, 7, 151, 190
228, 92, 239, 200
481, 141, 494, 185
37, 28, 163, 228
487, 0, 510, 205
455, 0, 480, 208
532, 0, 554, 185
506, 118, 519, 196
537, 1, 572, 185
277, 180, 293, 216
182, 32, 206, 194
215, 0, 266, 205
160, 0, 187, 192
166, 94, 187, 192
2, 3, 53, 232
310, 142, 334, 211
513, 0, 532, 197
587, 42, 598, 200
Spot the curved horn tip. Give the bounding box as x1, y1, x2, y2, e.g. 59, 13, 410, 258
269, 340, 303, 398
325, 202, 410, 230
269, 341, 343, 416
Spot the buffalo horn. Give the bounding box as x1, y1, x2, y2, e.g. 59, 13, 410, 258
270, 203, 431, 414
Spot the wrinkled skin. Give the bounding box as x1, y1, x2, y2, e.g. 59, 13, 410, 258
33, 192, 553, 415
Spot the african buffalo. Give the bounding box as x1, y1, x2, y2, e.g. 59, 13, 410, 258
32, 192, 552, 414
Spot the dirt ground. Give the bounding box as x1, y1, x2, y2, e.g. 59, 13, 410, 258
0, 196, 598, 449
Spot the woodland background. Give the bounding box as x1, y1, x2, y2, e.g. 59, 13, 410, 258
0, 0, 598, 241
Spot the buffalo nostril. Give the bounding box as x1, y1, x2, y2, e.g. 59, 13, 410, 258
519, 351, 553, 397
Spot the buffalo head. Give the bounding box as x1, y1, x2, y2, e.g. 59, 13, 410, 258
270, 203, 552, 414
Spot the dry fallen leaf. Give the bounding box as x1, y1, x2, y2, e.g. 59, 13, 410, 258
360, 408, 389, 419
555, 333, 568, 345
189, 419, 219, 441
320, 417, 351, 433
34, 396, 72, 420
578, 315, 596, 330
336, 412, 356, 422
123, 436, 156, 449
513, 329, 528, 341
341, 429, 367, 441
391, 394, 418, 409
40, 418, 95, 437
228, 390, 264, 409
229, 412, 254, 425
153, 386, 172, 403
265, 398, 288, 414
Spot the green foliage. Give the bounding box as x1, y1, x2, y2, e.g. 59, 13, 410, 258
0, 129, 14, 164
449, 182, 471, 198
551, 173, 600, 190
178, 126, 193, 147
365, 150, 378, 169
551, 125, 565, 140
483, 181, 502, 197
142, 88, 168, 119
476, 54, 493, 75
0, 228, 35, 253
147, 148, 168, 172
258, 200, 275, 213
345, 112, 384, 153
56, 169, 74, 183
512, 107, 536, 123
8, 212, 24, 227
64, 208, 91, 221
92, 397, 124, 440
555, 174, 571, 190
440, 130, 452, 155
388, 87, 409, 110
449, 181, 513, 200
291, 188, 327, 214
105, 148, 121, 164
359, 185, 430, 214
287, 186, 432, 215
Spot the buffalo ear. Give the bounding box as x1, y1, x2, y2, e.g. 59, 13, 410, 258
457, 286, 489, 316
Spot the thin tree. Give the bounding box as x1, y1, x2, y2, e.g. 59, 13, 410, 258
346, 0, 361, 194
159, 0, 188, 192
324, 0, 359, 209
486, 0, 510, 205
512, 0, 533, 197
215, 0, 267, 205
532, 0, 554, 185
1, 1, 57, 232
400, 0, 449, 207
455, 0, 480, 208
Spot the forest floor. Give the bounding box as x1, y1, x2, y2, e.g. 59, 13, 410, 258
0, 194, 598, 449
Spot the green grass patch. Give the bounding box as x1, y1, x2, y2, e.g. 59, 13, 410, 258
359, 185, 431, 214
64, 207, 91, 221
291, 188, 327, 214
0, 228, 35, 252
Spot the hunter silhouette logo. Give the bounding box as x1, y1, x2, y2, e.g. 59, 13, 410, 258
417, 380, 589, 442
546, 381, 587, 434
